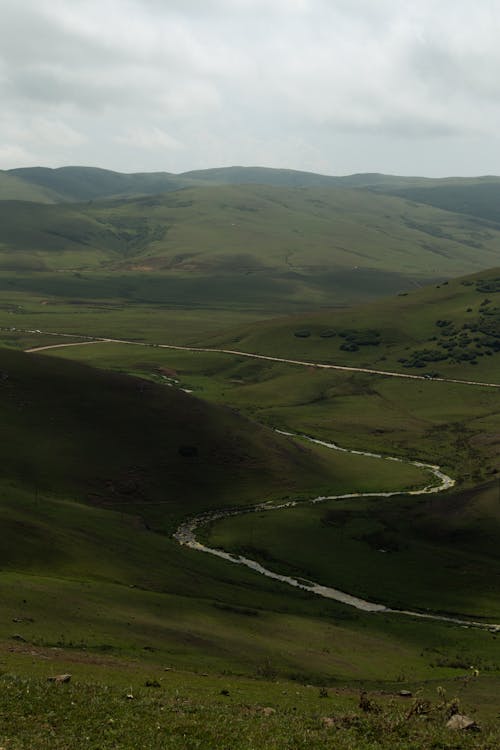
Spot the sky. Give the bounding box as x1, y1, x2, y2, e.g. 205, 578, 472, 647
1, 0, 500, 177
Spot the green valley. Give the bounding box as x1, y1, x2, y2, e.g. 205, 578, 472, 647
0, 167, 499, 748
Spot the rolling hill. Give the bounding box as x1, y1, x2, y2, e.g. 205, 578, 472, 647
211, 267, 500, 381
5, 166, 195, 202
7, 164, 500, 201
0, 184, 499, 314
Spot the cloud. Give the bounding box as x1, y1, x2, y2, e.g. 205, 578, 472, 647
115, 126, 183, 151
1, 0, 500, 175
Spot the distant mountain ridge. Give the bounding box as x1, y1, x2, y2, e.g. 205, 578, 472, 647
4, 164, 500, 206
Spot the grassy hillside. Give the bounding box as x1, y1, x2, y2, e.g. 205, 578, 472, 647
211, 267, 500, 380
1, 290, 499, 747
0, 185, 499, 316
8, 163, 500, 200
2, 347, 376, 520
7, 166, 196, 202
0, 171, 61, 203
3, 347, 478, 685
379, 181, 500, 225
26, 268, 500, 618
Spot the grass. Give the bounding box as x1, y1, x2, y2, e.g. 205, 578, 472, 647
1, 666, 499, 750
42, 335, 499, 483
205, 481, 500, 618
32, 304, 500, 624
1, 185, 500, 318
209, 267, 500, 381
1, 344, 498, 686
1, 174, 500, 745
1, 669, 499, 749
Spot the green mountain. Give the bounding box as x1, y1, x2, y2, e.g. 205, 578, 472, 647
0, 184, 499, 312
6, 166, 195, 202
0, 171, 61, 203
7, 164, 500, 204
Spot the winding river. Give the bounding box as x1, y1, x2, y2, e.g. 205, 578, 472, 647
174, 431, 500, 632
20, 332, 499, 631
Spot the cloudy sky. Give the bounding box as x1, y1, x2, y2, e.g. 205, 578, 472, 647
1, 0, 499, 176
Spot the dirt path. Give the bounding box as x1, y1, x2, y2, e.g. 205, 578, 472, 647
25, 340, 104, 353
21, 329, 500, 389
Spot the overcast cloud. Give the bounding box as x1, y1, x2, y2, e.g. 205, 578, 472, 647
1, 0, 500, 176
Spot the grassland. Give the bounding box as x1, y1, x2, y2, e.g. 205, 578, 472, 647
2, 668, 499, 749
1, 184, 500, 317
206, 267, 500, 381
38, 332, 500, 618
1, 170, 499, 745
1, 346, 498, 675
29, 270, 498, 625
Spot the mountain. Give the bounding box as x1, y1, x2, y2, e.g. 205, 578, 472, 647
0, 184, 499, 312
6, 164, 500, 204
5, 166, 195, 202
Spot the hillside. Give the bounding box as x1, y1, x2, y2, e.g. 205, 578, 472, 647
0, 171, 61, 203
376, 181, 500, 225
0, 185, 499, 314
1, 272, 499, 747
0, 345, 462, 684
7, 164, 500, 201
211, 267, 500, 381
28, 266, 499, 619
0, 346, 356, 522
6, 166, 195, 202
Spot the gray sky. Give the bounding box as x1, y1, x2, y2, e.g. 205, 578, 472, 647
1, 0, 500, 176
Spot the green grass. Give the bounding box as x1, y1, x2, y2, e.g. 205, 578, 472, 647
34, 306, 500, 626
0, 173, 60, 203
1, 185, 500, 317
210, 267, 500, 380
205, 481, 500, 618
0, 672, 498, 750
1, 669, 499, 749
2, 345, 498, 685
1, 173, 500, 745
43, 335, 499, 483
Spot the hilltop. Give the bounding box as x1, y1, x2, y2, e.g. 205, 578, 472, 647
5, 164, 500, 202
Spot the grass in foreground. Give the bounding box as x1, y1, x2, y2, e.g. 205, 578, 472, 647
0, 669, 498, 750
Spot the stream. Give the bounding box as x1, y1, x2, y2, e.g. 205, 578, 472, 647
174, 431, 500, 632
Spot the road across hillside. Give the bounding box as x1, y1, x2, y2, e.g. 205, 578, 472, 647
19, 329, 500, 389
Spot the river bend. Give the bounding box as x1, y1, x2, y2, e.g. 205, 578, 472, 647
174, 431, 499, 632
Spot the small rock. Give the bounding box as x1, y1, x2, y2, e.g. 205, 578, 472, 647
11, 634, 26, 642
399, 690, 413, 697
126, 694, 134, 700
47, 674, 72, 684
446, 714, 480, 731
